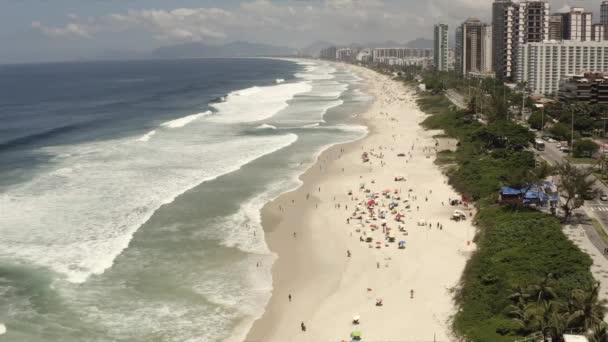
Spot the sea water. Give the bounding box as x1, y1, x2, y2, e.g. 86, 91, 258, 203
0, 58, 372, 341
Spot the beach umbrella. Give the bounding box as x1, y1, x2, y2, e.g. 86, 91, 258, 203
376, 241, 382, 245
351, 330, 362, 338
399, 240, 406, 245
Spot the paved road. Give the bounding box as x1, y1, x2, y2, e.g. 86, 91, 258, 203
445, 89, 467, 110
535, 137, 608, 259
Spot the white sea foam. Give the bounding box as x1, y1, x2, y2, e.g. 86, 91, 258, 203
275, 78, 285, 84
0, 324, 5, 335
255, 124, 277, 130
209, 83, 312, 123
161, 111, 212, 128
0, 131, 298, 283
136, 130, 156, 142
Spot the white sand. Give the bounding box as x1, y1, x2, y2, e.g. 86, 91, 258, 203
245, 65, 475, 342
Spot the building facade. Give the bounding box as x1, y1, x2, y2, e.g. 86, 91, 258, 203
559, 73, 608, 104
592, 24, 606, 42
457, 18, 493, 75
548, 14, 563, 41
561, 7, 593, 42
516, 41, 608, 95
492, 0, 550, 80
336, 48, 354, 61
320, 46, 337, 60
434, 23, 449, 71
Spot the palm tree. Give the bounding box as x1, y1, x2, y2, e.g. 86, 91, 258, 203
508, 301, 539, 335
565, 282, 607, 334
535, 300, 566, 339
527, 274, 558, 304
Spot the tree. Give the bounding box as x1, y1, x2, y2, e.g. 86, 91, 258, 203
554, 162, 596, 221
566, 282, 607, 334
573, 139, 599, 158
550, 123, 571, 141
528, 111, 544, 130
527, 274, 558, 304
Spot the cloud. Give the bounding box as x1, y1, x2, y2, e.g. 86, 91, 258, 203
32, 0, 599, 47
32, 21, 92, 38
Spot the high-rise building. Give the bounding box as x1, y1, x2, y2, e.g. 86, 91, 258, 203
434, 23, 449, 71
592, 24, 606, 42
561, 7, 593, 41
602, 1, 608, 40
516, 41, 608, 95
492, 0, 550, 80
455, 26, 463, 74
456, 18, 493, 76
548, 15, 563, 40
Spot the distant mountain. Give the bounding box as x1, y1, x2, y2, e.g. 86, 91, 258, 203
152, 41, 297, 59
405, 38, 434, 49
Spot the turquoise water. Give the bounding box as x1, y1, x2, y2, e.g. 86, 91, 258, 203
0, 59, 372, 341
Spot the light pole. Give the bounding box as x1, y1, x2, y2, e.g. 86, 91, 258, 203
570, 109, 574, 157
540, 105, 545, 132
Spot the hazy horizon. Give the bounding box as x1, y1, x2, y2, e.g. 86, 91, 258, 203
1, 0, 607, 63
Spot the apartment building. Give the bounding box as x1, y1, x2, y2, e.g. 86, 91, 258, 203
561, 7, 593, 41
516, 41, 608, 95
548, 15, 563, 40
559, 73, 608, 104
456, 18, 493, 75
434, 23, 449, 71
492, 0, 550, 80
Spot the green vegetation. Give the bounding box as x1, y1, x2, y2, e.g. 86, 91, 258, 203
415, 88, 605, 341
455, 208, 599, 342
573, 139, 600, 158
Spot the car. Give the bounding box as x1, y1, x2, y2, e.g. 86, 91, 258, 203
548, 138, 556, 143
542, 136, 551, 141
560, 147, 570, 153
601, 194, 608, 201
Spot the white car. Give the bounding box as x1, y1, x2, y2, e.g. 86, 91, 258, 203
601, 194, 608, 201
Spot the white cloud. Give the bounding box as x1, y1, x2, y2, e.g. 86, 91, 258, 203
30, 0, 604, 47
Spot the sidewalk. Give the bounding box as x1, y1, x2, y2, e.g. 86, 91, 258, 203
564, 213, 608, 301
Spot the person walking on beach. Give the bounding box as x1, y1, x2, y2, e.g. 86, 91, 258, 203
301, 322, 306, 332
288, 294, 292, 302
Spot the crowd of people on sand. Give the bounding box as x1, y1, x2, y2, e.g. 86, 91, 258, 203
267, 73, 472, 341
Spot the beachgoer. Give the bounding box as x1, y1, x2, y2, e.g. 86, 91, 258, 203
301, 322, 306, 332
293, 232, 297, 238
410, 289, 414, 299
347, 250, 351, 257
289, 294, 292, 302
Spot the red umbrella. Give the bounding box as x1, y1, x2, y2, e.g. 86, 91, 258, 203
367, 200, 376, 206
376, 241, 382, 245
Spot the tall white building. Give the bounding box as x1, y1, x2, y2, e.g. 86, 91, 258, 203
434, 23, 449, 71
561, 7, 593, 41
516, 41, 608, 95
456, 18, 493, 75
492, 0, 550, 80
592, 24, 606, 42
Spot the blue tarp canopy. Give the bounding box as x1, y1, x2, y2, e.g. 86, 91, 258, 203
501, 187, 525, 196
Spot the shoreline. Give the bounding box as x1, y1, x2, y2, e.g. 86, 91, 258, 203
245, 64, 475, 342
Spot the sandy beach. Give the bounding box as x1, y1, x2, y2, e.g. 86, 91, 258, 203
245, 64, 476, 342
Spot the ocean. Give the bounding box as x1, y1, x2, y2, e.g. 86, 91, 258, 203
0, 58, 371, 341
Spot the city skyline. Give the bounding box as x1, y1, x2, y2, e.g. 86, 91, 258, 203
2, 0, 608, 63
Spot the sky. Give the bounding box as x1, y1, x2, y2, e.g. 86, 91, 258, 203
0, 0, 605, 63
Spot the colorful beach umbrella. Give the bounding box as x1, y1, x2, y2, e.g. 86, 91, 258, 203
351, 330, 362, 338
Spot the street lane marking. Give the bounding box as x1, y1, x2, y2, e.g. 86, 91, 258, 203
590, 207, 608, 212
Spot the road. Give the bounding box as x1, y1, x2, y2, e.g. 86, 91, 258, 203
535, 137, 608, 255
445, 89, 467, 110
